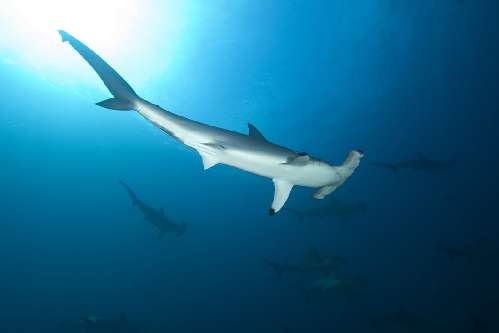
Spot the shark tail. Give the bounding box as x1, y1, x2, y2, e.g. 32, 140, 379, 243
177, 222, 188, 236
119, 181, 139, 205
58, 30, 139, 111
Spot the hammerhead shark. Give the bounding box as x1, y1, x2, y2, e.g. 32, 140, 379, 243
284, 197, 367, 222
435, 244, 478, 259
370, 153, 455, 173
58, 314, 140, 332
369, 308, 429, 333
300, 271, 368, 301
434, 240, 494, 260
120, 181, 187, 238
265, 244, 346, 277
304, 272, 357, 293
58, 30, 363, 215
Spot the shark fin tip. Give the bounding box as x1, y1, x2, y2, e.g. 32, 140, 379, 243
58, 30, 70, 42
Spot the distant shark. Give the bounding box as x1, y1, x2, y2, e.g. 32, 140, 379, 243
120, 181, 187, 238
284, 197, 367, 222
265, 244, 346, 277
435, 244, 478, 259
370, 154, 455, 173
369, 308, 428, 333
301, 271, 367, 300
58, 31, 363, 215
58, 314, 140, 332
434, 240, 493, 260
304, 272, 357, 293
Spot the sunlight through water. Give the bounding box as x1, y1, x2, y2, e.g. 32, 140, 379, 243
0, 0, 186, 86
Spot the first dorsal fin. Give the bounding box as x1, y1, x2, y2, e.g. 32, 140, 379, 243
248, 123, 267, 142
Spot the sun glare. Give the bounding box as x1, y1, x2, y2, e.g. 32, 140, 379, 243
0, 0, 185, 85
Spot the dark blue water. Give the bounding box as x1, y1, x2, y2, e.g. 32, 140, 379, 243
1, 1, 498, 332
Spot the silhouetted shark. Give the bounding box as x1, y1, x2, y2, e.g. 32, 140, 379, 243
59, 314, 140, 332
284, 197, 367, 222
370, 153, 455, 173
265, 244, 346, 277
58, 30, 363, 215
301, 272, 366, 299
120, 181, 187, 238
435, 244, 478, 259
369, 308, 428, 332
434, 240, 493, 260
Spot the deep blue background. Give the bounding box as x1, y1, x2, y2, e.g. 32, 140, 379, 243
1, 1, 498, 332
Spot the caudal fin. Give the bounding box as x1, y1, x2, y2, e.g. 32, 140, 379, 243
58, 30, 138, 110
119, 181, 139, 205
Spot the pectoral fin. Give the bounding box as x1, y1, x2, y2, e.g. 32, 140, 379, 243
313, 185, 337, 199
270, 179, 294, 215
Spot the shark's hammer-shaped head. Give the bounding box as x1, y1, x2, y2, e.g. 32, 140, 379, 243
273, 149, 362, 214
339, 149, 364, 177
308, 149, 364, 199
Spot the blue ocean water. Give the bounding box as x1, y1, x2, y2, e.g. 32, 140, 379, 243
1, 1, 498, 332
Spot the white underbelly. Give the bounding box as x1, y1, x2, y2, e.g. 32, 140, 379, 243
217, 151, 320, 188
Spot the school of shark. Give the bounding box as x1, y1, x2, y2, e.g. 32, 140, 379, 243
49, 25, 495, 332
